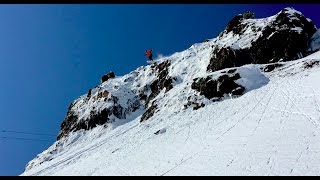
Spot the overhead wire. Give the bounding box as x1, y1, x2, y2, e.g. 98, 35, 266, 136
1, 130, 56, 137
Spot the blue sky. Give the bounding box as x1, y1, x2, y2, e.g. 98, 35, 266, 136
0, 4, 319, 175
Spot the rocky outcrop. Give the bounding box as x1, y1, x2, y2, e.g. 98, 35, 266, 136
57, 102, 79, 140
140, 60, 174, 122
207, 8, 317, 72
191, 72, 245, 100
262, 63, 284, 72
101, 71, 115, 83
140, 102, 157, 122
303, 60, 320, 69
58, 92, 141, 140
147, 61, 173, 105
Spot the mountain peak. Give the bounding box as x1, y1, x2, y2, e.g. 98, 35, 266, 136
207, 7, 317, 72
282, 6, 302, 15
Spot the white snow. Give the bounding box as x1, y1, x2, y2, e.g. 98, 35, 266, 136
235, 64, 269, 92
213, 14, 276, 50
21, 47, 320, 177
291, 27, 303, 33
20, 7, 320, 176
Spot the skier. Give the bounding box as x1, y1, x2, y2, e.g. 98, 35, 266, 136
145, 49, 153, 61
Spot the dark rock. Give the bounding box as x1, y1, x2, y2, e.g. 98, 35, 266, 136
207, 8, 317, 72
57, 112, 78, 140
86, 89, 92, 99
191, 76, 222, 99
263, 63, 284, 72
191, 73, 245, 100
154, 128, 166, 135
184, 100, 206, 110
139, 93, 147, 102
101, 71, 115, 83
231, 73, 241, 81
57, 93, 141, 140
303, 60, 320, 69
141, 102, 157, 122
145, 60, 173, 107
243, 11, 255, 19
193, 102, 205, 110
218, 75, 242, 94
97, 90, 109, 99
231, 86, 245, 96
207, 47, 250, 72
225, 14, 245, 34
227, 68, 237, 74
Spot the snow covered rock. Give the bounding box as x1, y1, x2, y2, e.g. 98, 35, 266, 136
207, 7, 317, 72
191, 70, 244, 100
191, 65, 269, 101
101, 71, 115, 83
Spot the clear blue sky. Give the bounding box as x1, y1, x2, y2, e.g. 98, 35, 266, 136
0, 4, 319, 176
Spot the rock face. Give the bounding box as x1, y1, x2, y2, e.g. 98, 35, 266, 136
140, 60, 174, 122
57, 93, 140, 140
146, 61, 173, 106
207, 7, 317, 72
191, 71, 245, 100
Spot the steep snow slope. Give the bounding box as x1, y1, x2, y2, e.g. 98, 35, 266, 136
22, 51, 320, 176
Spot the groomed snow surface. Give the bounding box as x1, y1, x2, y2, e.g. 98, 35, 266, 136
21, 51, 320, 176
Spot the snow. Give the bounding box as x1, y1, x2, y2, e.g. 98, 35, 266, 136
235, 64, 269, 92
309, 29, 320, 52
291, 27, 303, 33
21, 46, 320, 177
20, 7, 320, 176
284, 7, 302, 16
213, 14, 276, 50
213, 7, 308, 51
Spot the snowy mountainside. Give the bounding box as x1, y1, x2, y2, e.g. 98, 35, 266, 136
22, 7, 320, 175
22, 51, 320, 176
57, 7, 317, 141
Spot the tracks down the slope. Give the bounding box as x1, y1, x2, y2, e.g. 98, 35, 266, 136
29, 122, 140, 176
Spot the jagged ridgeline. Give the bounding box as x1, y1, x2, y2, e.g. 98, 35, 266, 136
57, 7, 318, 141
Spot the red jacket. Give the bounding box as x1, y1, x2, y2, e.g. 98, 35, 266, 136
145, 50, 152, 57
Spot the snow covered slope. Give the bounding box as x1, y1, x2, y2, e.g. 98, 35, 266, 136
22, 51, 320, 176
21, 7, 320, 176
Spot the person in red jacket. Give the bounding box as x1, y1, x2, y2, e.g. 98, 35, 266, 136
145, 49, 153, 61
